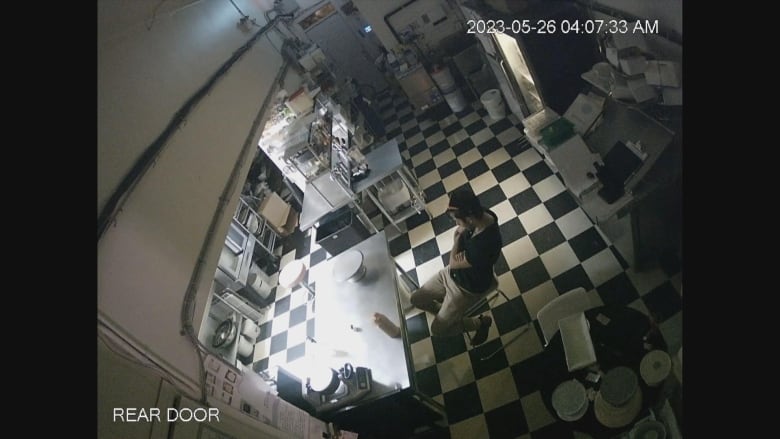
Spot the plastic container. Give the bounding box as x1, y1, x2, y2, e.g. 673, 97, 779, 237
430, 65, 456, 91
444, 88, 467, 113
480, 89, 505, 120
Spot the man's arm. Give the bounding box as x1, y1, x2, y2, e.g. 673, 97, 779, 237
449, 226, 472, 269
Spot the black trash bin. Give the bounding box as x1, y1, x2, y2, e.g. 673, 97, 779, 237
315, 207, 370, 256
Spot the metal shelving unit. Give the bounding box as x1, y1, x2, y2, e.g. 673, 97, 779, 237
234, 196, 279, 260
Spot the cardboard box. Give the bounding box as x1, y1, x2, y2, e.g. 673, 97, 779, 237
619, 55, 648, 75
258, 192, 295, 237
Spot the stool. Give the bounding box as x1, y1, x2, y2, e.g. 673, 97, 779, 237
464, 275, 529, 361
279, 259, 315, 300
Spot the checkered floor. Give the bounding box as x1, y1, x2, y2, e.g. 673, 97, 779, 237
249, 90, 683, 438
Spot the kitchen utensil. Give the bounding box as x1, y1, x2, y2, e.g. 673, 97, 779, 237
333, 250, 366, 283
212, 318, 237, 348
241, 318, 261, 339
309, 367, 341, 395
237, 335, 254, 357
551, 379, 588, 421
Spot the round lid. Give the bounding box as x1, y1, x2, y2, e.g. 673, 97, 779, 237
594, 387, 643, 429
551, 380, 588, 418
630, 420, 667, 439
600, 366, 639, 407
333, 250, 364, 282
279, 260, 306, 288
309, 367, 338, 393
640, 350, 672, 386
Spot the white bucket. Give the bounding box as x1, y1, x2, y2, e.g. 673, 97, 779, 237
481, 89, 506, 120
431, 66, 456, 91
444, 88, 467, 113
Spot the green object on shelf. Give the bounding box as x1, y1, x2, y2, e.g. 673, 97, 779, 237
540, 117, 575, 149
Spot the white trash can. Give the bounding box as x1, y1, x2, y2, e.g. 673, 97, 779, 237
444, 88, 467, 113
480, 89, 506, 120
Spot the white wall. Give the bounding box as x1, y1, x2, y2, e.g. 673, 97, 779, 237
98, 0, 300, 401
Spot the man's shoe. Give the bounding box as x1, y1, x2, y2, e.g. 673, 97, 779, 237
470, 315, 492, 346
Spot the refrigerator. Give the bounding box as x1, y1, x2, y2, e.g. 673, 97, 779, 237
458, 1, 601, 118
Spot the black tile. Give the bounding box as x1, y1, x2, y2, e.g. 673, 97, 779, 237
477, 108, 489, 117
509, 188, 542, 215
544, 191, 579, 220
500, 218, 527, 244
658, 249, 682, 276
286, 342, 306, 363
405, 211, 431, 230
307, 318, 315, 339
443, 121, 463, 136
491, 296, 532, 334
405, 312, 431, 344
438, 159, 462, 178
424, 181, 447, 201
529, 422, 575, 439
464, 159, 490, 179
430, 139, 450, 156
274, 295, 291, 317
611, 246, 630, 270
504, 139, 530, 157
389, 234, 412, 257
413, 238, 441, 266
477, 138, 502, 156
464, 119, 487, 135
477, 186, 507, 208
397, 140, 407, 152
295, 233, 311, 259
484, 399, 530, 439
452, 138, 475, 155
523, 161, 554, 185
432, 213, 456, 235
552, 265, 594, 295
431, 333, 468, 363
596, 272, 639, 306
252, 357, 269, 373
511, 352, 568, 397
415, 365, 442, 398
494, 252, 510, 276
383, 115, 398, 126
489, 118, 513, 135
309, 248, 328, 267
386, 127, 402, 139
398, 112, 415, 124
289, 304, 308, 327
528, 223, 566, 255
511, 258, 550, 292
258, 321, 273, 341
409, 140, 428, 156
415, 158, 437, 177
642, 281, 682, 322
422, 124, 440, 137
441, 251, 451, 266
269, 331, 288, 355
442, 383, 483, 424
468, 338, 509, 380
492, 159, 520, 182
403, 125, 421, 138
568, 227, 608, 261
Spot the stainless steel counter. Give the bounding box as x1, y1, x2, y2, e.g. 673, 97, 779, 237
312, 231, 411, 400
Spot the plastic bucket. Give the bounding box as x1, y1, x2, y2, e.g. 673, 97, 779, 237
444, 88, 467, 113
480, 89, 506, 120
431, 66, 456, 91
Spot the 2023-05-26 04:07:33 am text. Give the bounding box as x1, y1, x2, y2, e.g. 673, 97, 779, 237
466, 19, 660, 35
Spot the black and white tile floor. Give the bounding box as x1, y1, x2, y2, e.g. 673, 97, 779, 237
250, 91, 683, 438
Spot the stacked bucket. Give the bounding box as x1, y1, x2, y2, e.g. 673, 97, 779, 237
430, 65, 466, 113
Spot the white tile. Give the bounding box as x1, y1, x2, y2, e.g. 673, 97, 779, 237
503, 236, 537, 269
394, 249, 415, 272
416, 258, 445, 287
307, 261, 330, 287
440, 114, 459, 126
584, 288, 604, 308
406, 132, 424, 146
501, 323, 543, 365
257, 305, 275, 325
518, 204, 554, 234
627, 298, 651, 317
274, 284, 292, 300
410, 148, 432, 167
539, 243, 581, 278
266, 351, 288, 374
513, 148, 543, 170
287, 323, 307, 347
581, 248, 623, 288
425, 131, 446, 147
459, 112, 481, 126
401, 119, 418, 131
484, 148, 511, 169
456, 148, 482, 168
435, 226, 458, 256
477, 368, 520, 412
289, 289, 309, 309
449, 415, 488, 439
419, 119, 436, 131
433, 149, 457, 168
660, 311, 682, 354
427, 193, 450, 218
447, 129, 469, 146
533, 175, 566, 202
497, 126, 523, 145
436, 352, 475, 393
471, 127, 493, 146
671, 272, 683, 296
280, 250, 296, 268
442, 170, 468, 192
520, 391, 556, 431
418, 169, 441, 190
410, 337, 436, 371
556, 208, 593, 240
385, 120, 401, 131
270, 313, 289, 336
626, 266, 670, 296
522, 280, 560, 319
470, 172, 499, 195
408, 222, 435, 247
492, 200, 517, 225
499, 172, 531, 198
497, 271, 521, 300
252, 338, 272, 362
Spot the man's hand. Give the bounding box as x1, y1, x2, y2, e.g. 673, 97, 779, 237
453, 226, 468, 239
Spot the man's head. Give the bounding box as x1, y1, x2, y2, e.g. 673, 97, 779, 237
447, 187, 484, 228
